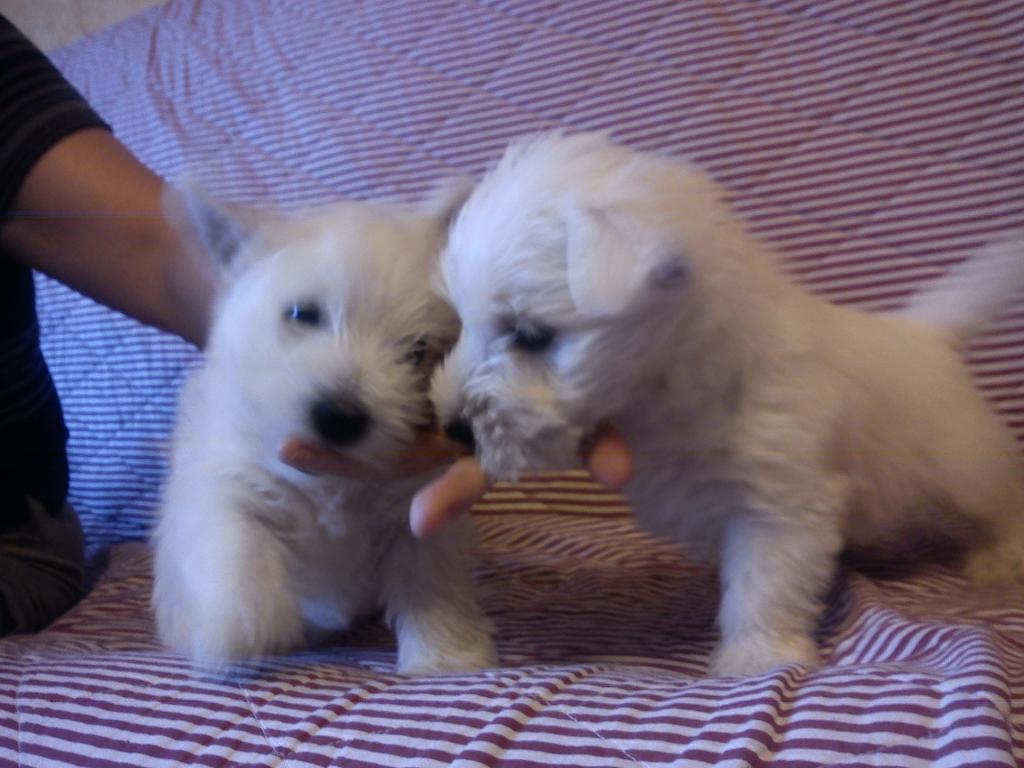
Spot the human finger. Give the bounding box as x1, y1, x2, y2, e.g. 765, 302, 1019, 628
409, 456, 488, 538
584, 425, 633, 490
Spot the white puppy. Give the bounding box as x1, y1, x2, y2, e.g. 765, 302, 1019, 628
432, 132, 1024, 677
152, 186, 496, 675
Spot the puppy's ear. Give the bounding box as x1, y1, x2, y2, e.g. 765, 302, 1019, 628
564, 205, 689, 316
163, 182, 261, 271
422, 175, 475, 229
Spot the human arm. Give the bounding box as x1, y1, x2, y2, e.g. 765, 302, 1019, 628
4, 125, 632, 523
0, 14, 215, 348
0, 128, 216, 348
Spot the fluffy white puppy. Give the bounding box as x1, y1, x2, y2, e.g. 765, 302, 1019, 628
432, 131, 1024, 677
152, 186, 496, 675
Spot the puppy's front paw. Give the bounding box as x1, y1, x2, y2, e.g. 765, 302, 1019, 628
396, 615, 497, 675
965, 539, 1024, 587
198, 599, 305, 666
398, 637, 497, 676
156, 575, 304, 666
710, 633, 820, 678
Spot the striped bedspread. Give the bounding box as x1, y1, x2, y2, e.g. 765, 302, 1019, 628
5, 0, 1023, 765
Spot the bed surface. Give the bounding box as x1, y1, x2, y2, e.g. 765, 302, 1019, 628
4, 0, 1024, 765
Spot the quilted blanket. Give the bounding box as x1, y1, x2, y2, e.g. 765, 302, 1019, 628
4, 1, 1024, 765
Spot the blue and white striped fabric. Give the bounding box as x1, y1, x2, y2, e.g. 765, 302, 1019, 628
5, 0, 1023, 765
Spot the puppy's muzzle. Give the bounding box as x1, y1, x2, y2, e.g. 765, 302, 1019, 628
443, 417, 476, 453
311, 398, 370, 446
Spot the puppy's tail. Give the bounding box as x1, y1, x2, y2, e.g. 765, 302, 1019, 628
900, 231, 1024, 344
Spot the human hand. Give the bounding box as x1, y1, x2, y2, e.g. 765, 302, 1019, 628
279, 432, 463, 481
408, 424, 633, 538
279, 425, 633, 537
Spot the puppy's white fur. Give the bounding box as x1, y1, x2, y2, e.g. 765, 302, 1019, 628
153, 188, 495, 674
433, 132, 1024, 677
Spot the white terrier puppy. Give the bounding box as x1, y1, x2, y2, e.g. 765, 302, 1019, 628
432, 132, 1024, 677
152, 186, 496, 674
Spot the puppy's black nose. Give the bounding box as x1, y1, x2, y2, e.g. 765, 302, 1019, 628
444, 417, 476, 452
311, 399, 370, 446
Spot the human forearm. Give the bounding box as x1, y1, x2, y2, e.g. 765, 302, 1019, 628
0, 129, 215, 347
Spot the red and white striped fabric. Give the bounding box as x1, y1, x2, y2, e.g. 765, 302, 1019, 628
4, 0, 1022, 765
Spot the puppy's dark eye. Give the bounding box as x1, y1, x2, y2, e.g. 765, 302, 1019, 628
511, 323, 556, 353
405, 337, 429, 366
285, 303, 323, 327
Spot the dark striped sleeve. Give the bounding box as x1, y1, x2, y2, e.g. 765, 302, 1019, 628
0, 14, 110, 218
